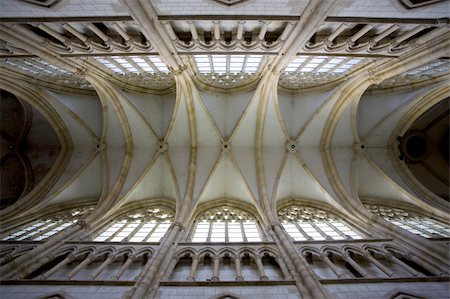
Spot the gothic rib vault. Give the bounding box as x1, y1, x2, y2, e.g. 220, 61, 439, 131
0, 0, 449, 299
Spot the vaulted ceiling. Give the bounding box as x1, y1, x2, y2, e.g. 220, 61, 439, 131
0, 0, 448, 228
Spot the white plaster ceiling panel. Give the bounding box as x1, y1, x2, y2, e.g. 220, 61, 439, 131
192, 91, 222, 147
367, 85, 446, 148
49, 92, 102, 138
168, 146, 190, 201
197, 152, 255, 204
232, 148, 259, 200
356, 154, 416, 204
277, 89, 335, 140
274, 153, 331, 204
167, 93, 191, 147
366, 148, 420, 197
47, 154, 103, 205
331, 0, 450, 19
300, 148, 339, 201
193, 146, 222, 199
105, 107, 126, 194
0, 0, 128, 18
45, 146, 96, 201
331, 104, 355, 147
332, 148, 354, 197
123, 91, 175, 140
123, 154, 178, 204
231, 89, 259, 148
45, 92, 96, 147
357, 89, 414, 140
264, 147, 285, 201
152, 0, 308, 16
200, 90, 252, 140
297, 95, 336, 147
263, 91, 287, 147
262, 93, 287, 198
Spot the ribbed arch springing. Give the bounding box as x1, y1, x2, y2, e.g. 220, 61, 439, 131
277, 205, 364, 241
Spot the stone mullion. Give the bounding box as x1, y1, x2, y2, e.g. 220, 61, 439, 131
325, 220, 347, 239
106, 57, 129, 74
124, 57, 145, 73
311, 57, 331, 72
206, 221, 213, 242
106, 221, 128, 242
24, 220, 62, 240
2, 219, 44, 240
225, 221, 229, 242
125, 220, 145, 241
328, 57, 350, 72
88, 220, 116, 241
295, 56, 313, 73
309, 221, 329, 239
293, 221, 311, 240
423, 219, 449, 236
240, 221, 247, 242
143, 221, 159, 242
403, 219, 436, 236
319, 252, 347, 278
142, 57, 160, 73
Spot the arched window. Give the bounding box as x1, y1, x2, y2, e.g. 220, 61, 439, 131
1, 207, 93, 241
191, 206, 262, 243
365, 204, 450, 238
278, 205, 363, 241
92, 207, 174, 242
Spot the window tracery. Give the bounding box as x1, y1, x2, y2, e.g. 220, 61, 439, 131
191, 206, 262, 243
1, 207, 93, 241
277, 206, 363, 241
365, 204, 450, 238
92, 207, 174, 242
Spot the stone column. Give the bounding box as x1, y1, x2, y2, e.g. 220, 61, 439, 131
186, 256, 199, 281
342, 252, 371, 278
386, 252, 421, 277
65, 253, 96, 280
88, 254, 115, 280
135, 254, 154, 281
211, 257, 220, 282
37, 253, 75, 280
272, 222, 330, 299
364, 252, 393, 277
320, 253, 347, 278
275, 255, 293, 280
130, 222, 182, 299
255, 257, 269, 281
234, 256, 244, 281
111, 254, 136, 280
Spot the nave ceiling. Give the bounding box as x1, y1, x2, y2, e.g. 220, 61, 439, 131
0, 0, 449, 230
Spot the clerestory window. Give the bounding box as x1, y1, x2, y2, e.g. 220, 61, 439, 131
1, 207, 93, 241
92, 207, 174, 242
278, 205, 363, 241
365, 204, 450, 238
191, 206, 262, 243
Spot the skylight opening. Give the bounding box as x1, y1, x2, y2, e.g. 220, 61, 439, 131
194, 54, 263, 75
94, 56, 170, 75
285, 55, 366, 74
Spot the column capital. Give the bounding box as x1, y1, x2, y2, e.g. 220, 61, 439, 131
171, 221, 184, 230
